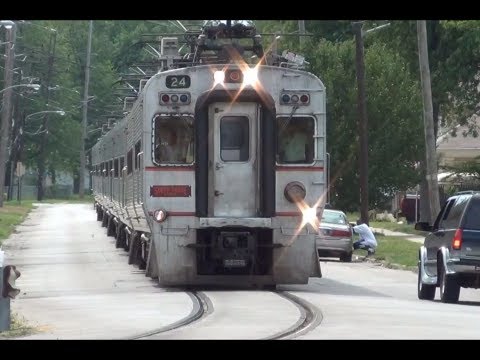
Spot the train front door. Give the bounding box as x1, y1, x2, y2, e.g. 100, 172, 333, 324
209, 102, 258, 217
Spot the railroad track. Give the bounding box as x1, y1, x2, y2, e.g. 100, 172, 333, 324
127, 291, 212, 340
128, 289, 321, 340
265, 291, 322, 340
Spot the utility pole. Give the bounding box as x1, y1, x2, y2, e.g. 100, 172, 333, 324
7, 89, 21, 201
37, 29, 57, 201
352, 21, 369, 225
417, 20, 440, 222
0, 21, 16, 208
79, 20, 93, 199
298, 20, 306, 46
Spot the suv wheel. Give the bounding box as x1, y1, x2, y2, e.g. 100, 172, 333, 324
439, 264, 460, 303
417, 265, 435, 300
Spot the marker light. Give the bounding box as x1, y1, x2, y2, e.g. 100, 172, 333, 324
154, 209, 168, 223
284, 181, 306, 203
282, 94, 291, 103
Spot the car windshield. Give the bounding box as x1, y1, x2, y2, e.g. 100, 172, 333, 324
321, 211, 347, 225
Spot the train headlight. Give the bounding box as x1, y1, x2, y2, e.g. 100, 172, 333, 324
301, 206, 319, 229
153, 209, 168, 223
284, 181, 306, 203
243, 68, 258, 86
214, 71, 225, 85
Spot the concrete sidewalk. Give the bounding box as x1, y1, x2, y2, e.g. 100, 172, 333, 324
370, 228, 424, 244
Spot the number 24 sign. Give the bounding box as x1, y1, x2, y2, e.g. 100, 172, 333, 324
166, 75, 190, 88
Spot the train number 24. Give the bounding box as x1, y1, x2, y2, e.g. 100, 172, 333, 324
166, 75, 191, 89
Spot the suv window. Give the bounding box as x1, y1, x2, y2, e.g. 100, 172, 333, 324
463, 197, 480, 230
443, 195, 470, 229
433, 199, 454, 230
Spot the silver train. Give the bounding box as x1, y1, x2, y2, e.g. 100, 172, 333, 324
91, 23, 327, 288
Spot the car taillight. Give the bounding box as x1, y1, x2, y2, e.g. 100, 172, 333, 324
452, 228, 463, 250
330, 229, 352, 237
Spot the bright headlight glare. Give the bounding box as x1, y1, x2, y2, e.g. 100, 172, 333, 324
214, 71, 225, 85
243, 68, 258, 86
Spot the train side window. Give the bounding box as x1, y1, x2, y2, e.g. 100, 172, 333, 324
109, 160, 113, 177
127, 149, 133, 174
153, 115, 194, 164
114, 158, 119, 178
220, 116, 249, 162
134, 140, 141, 170
120, 157, 125, 176
277, 116, 315, 164
101, 162, 106, 177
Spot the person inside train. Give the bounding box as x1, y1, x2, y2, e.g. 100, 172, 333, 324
155, 127, 181, 163
279, 121, 311, 163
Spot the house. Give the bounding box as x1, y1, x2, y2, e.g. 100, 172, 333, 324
437, 115, 480, 169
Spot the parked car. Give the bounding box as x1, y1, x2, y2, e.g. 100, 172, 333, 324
415, 191, 480, 303
316, 209, 353, 262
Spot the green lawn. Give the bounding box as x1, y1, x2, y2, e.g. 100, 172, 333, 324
0, 202, 34, 245
353, 234, 421, 269
0, 196, 93, 245
346, 212, 426, 236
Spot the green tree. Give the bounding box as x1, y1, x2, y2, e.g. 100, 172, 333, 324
256, 21, 425, 210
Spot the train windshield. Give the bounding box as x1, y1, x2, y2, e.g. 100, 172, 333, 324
277, 116, 315, 164
153, 115, 194, 164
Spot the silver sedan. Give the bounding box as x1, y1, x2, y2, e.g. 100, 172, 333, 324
316, 209, 354, 262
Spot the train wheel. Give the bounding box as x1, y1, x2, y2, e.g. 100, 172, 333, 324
96, 208, 103, 221
139, 238, 147, 270
107, 216, 116, 237
101, 212, 108, 227
115, 225, 125, 249
128, 232, 140, 265
123, 229, 130, 252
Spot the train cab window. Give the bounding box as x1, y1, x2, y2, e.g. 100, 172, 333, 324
134, 140, 142, 170
277, 116, 314, 164
127, 149, 133, 174
153, 115, 194, 164
220, 116, 249, 161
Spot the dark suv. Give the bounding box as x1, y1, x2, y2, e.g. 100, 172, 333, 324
415, 191, 480, 303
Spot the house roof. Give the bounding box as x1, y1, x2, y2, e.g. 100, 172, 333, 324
437, 116, 480, 150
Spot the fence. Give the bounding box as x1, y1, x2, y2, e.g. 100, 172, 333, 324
5, 185, 73, 200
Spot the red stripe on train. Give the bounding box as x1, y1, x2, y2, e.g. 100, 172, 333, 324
148, 211, 196, 216
276, 212, 302, 216
276, 166, 324, 171
146, 166, 322, 172
145, 166, 194, 171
